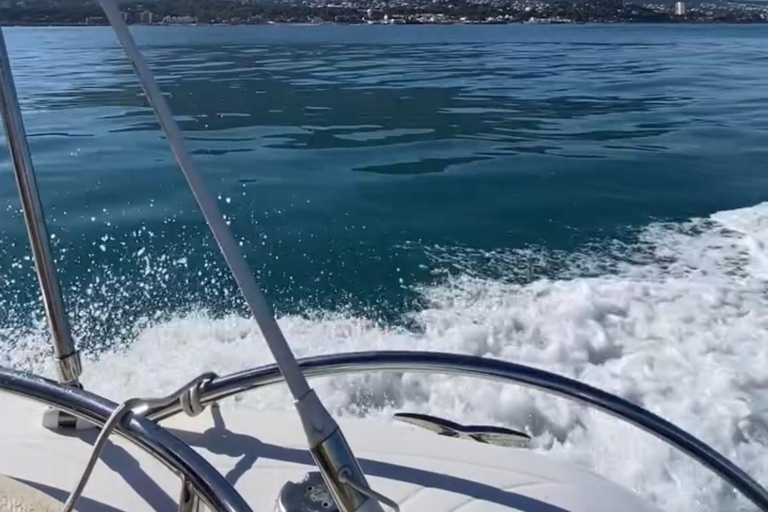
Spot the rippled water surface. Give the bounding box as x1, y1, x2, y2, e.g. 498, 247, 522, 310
2, 24, 768, 512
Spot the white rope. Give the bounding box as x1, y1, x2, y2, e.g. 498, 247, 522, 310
180, 382, 205, 417
96, 0, 311, 403
60, 401, 132, 512
61, 374, 216, 512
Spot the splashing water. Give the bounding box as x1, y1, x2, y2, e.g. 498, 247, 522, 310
4, 201, 768, 512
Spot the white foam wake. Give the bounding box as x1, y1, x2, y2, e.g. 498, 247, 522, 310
6, 202, 768, 512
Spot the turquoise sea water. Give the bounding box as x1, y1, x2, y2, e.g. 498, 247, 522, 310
2, 24, 768, 341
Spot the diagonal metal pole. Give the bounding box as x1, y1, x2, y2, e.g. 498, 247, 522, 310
0, 28, 82, 387
96, 3, 385, 511
99, 2, 309, 403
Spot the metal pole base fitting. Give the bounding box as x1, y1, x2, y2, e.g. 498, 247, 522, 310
276, 472, 338, 512
57, 351, 83, 386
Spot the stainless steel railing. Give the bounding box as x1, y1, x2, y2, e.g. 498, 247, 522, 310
0, 366, 252, 512
141, 351, 768, 512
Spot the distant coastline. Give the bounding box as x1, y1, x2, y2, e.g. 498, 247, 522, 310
3, 20, 768, 26
4, 18, 768, 26
2, 0, 767, 26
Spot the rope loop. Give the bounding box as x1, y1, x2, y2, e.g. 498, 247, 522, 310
61, 372, 219, 512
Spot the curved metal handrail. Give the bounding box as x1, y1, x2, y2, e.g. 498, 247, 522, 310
146, 351, 768, 512
0, 366, 253, 512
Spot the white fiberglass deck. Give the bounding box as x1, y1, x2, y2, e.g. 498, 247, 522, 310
0, 395, 659, 512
